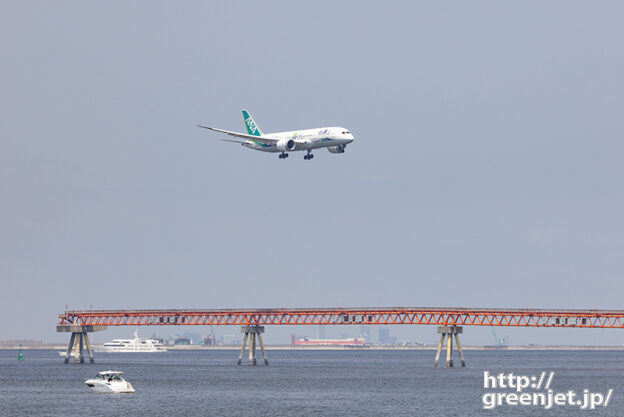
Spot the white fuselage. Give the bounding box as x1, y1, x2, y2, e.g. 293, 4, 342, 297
243, 127, 354, 152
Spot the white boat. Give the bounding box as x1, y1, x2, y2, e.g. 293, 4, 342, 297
97, 330, 167, 352
84, 371, 135, 393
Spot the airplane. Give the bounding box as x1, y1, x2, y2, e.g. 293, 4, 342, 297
197, 109, 355, 160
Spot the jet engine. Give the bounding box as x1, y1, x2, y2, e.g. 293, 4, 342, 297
276, 138, 296, 152
327, 145, 346, 154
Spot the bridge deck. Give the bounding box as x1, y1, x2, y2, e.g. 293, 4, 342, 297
58, 307, 624, 328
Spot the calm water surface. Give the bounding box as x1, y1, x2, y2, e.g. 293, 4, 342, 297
1, 349, 622, 416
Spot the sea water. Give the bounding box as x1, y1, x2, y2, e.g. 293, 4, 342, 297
0, 349, 622, 416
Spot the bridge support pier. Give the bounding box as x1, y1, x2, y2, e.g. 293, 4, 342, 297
57, 324, 107, 364
237, 325, 268, 366
433, 325, 465, 368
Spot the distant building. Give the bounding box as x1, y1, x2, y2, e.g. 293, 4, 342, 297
183, 331, 202, 344
378, 327, 397, 345
360, 325, 370, 339
317, 325, 326, 340
0, 339, 43, 346
221, 334, 238, 345
174, 337, 191, 345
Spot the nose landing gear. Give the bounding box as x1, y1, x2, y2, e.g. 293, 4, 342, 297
278, 152, 289, 159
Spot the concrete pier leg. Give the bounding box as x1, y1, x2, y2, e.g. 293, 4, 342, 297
64, 332, 76, 364
239, 325, 267, 366
248, 333, 255, 366
434, 326, 464, 368
57, 324, 106, 364
83, 332, 95, 364
74, 333, 81, 364
446, 330, 454, 368
257, 333, 269, 365
454, 333, 466, 367
79, 332, 85, 363
433, 334, 445, 367
252, 333, 257, 366
237, 332, 249, 365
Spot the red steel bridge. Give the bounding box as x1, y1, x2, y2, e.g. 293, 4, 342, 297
57, 307, 624, 366
58, 306, 624, 328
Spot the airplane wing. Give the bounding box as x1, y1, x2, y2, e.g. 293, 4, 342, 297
197, 125, 279, 145
220, 138, 251, 145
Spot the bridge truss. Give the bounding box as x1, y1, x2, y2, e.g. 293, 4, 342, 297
58, 307, 624, 328
57, 307, 624, 367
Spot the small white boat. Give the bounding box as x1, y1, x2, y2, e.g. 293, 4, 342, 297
84, 371, 135, 393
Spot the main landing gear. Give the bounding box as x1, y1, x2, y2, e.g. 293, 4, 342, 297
278, 152, 289, 159
304, 150, 314, 160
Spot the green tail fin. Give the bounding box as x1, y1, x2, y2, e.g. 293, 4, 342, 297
242, 109, 263, 136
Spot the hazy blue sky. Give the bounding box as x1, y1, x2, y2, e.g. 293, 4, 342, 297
2, 2, 623, 345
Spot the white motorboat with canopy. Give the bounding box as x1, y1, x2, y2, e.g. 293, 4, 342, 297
84, 371, 135, 393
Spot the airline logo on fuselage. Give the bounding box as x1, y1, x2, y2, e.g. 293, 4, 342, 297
245, 117, 258, 135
